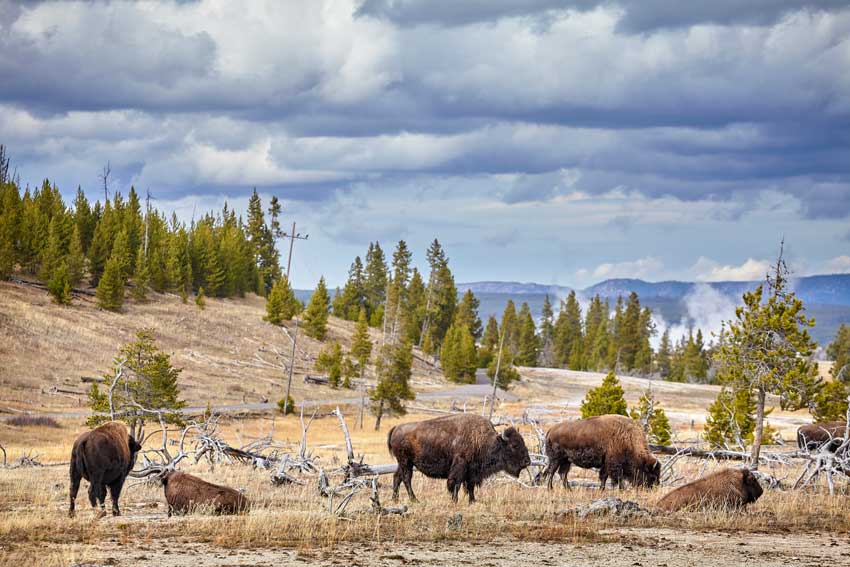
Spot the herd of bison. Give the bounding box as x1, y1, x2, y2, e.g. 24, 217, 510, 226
67, 414, 846, 519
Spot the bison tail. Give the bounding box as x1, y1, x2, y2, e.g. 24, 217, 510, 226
387, 425, 396, 455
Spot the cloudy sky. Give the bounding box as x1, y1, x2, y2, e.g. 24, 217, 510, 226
2, 0, 849, 289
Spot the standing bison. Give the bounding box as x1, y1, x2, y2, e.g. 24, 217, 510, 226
797, 421, 848, 452
161, 471, 249, 516
657, 467, 763, 512
69, 421, 142, 517
542, 414, 660, 490
387, 414, 531, 503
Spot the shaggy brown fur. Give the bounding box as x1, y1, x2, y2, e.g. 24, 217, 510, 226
387, 414, 531, 503
657, 467, 763, 512
797, 421, 848, 452
162, 471, 249, 516
69, 421, 142, 517
542, 415, 660, 490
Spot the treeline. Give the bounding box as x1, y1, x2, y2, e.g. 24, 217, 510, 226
0, 175, 284, 310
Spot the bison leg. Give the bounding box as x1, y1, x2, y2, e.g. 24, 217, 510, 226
542, 458, 559, 490
598, 468, 608, 490
108, 477, 125, 516
464, 480, 476, 504
402, 466, 417, 502
69, 461, 82, 518
447, 460, 466, 503
392, 466, 403, 501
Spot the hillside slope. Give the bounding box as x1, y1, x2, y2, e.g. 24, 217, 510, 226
0, 282, 442, 414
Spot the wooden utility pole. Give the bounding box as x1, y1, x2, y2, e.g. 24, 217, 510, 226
281, 222, 309, 281
488, 326, 508, 420
283, 319, 299, 416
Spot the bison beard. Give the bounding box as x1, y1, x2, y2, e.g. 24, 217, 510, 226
657, 467, 763, 512
542, 415, 660, 490
387, 414, 531, 503
161, 471, 249, 516
69, 421, 142, 517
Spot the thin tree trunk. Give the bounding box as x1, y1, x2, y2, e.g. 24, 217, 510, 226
750, 385, 766, 469
374, 399, 384, 431
358, 366, 365, 430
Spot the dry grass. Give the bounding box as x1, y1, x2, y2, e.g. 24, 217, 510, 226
1, 413, 849, 566
0, 281, 443, 414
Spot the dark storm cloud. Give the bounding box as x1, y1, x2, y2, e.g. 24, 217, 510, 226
356, 0, 848, 32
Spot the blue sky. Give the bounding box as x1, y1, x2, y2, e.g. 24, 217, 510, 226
1, 0, 849, 289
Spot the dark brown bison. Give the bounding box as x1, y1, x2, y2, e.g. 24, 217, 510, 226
657, 467, 763, 512
69, 421, 142, 517
797, 421, 848, 452
387, 414, 531, 503
161, 471, 249, 516
542, 414, 660, 490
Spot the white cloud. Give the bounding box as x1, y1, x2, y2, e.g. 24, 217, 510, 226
575, 256, 664, 285
691, 256, 771, 282
823, 255, 850, 274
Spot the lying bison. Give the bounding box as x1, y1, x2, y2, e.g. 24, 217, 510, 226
69, 421, 142, 517
797, 421, 848, 452
387, 414, 531, 503
657, 467, 763, 512
161, 471, 249, 516
542, 414, 660, 490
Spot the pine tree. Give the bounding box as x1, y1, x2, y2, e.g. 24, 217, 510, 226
704, 386, 758, 449
48, 261, 72, 305
629, 388, 672, 445
350, 307, 373, 372
364, 242, 388, 316
441, 323, 477, 383
403, 268, 427, 345
333, 256, 366, 320
87, 329, 185, 433
478, 315, 500, 369
500, 299, 519, 356
421, 240, 457, 352
487, 349, 520, 389
656, 329, 672, 378
714, 244, 820, 465
38, 215, 66, 282
265, 276, 301, 325
371, 340, 415, 430
195, 286, 206, 310
827, 324, 850, 383
515, 302, 539, 366
391, 240, 412, 293
96, 254, 125, 312
316, 342, 344, 388
131, 247, 149, 302
581, 372, 628, 418
539, 294, 555, 366
455, 290, 483, 340
303, 276, 330, 340
66, 223, 86, 286
812, 380, 849, 422
553, 291, 583, 368
203, 245, 225, 297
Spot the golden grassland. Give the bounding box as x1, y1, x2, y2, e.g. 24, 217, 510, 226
1, 414, 849, 567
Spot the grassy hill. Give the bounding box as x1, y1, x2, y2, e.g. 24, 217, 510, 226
0, 281, 442, 414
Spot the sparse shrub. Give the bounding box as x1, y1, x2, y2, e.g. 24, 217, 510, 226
7, 415, 61, 428
630, 389, 672, 445
277, 394, 295, 415
581, 371, 628, 418
196, 286, 206, 310
48, 262, 72, 305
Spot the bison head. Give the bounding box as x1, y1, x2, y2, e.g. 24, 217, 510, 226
497, 427, 531, 477
635, 457, 661, 488
128, 435, 143, 469
740, 469, 764, 503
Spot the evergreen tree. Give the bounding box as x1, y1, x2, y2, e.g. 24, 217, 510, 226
487, 350, 520, 389
455, 290, 483, 340
371, 340, 415, 430
87, 329, 185, 434
350, 307, 373, 373
96, 254, 125, 312
67, 223, 86, 286
315, 342, 344, 388
629, 388, 672, 445
364, 242, 388, 316
656, 329, 672, 378
391, 240, 413, 292
538, 294, 556, 366
110, 228, 131, 280
195, 286, 206, 310
812, 380, 849, 422
265, 276, 301, 324
38, 215, 66, 281
478, 315, 500, 369
714, 245, 820, 465
48, 261, 72, 305
333, 256, 366, 320
403, 268, 427, 345
500, 299, 519, 356
303, 276, 330, 340
441, 323, 477, 383
515, 302, 539, 366
589, 306, 611, 371
553, 291, 583, 368
704, 386, 758, 449
131, 247, 149, 302
421, 239, 457, 352
827, 324, 850, 383
580, 372, 628, 418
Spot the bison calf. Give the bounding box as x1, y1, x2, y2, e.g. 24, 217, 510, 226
797, 421, 848, 452
543, 414, 660, 490
69, 421, 142, 517
657, 467, 763, 512
162, 471, 249, 516
388, 414, 531, 503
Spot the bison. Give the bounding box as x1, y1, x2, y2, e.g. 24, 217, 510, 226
69, 421, 142, 517
657, 467, 763, 512
542, 414, 660, 490
387, 414, 531, 503
161, 471, 249, 516
797, 421, 848, 452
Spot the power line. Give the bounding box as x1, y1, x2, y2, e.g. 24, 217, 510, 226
281, 221, 309, 282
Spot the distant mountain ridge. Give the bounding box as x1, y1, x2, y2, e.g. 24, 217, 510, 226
460, 274, 850, 306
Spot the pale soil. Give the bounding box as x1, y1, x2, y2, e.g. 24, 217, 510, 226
52, 530, 850, 567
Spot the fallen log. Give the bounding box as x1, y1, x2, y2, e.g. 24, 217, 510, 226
304, 375, 329, 385
10, 276, 96, 297
80, 376, 104, 384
